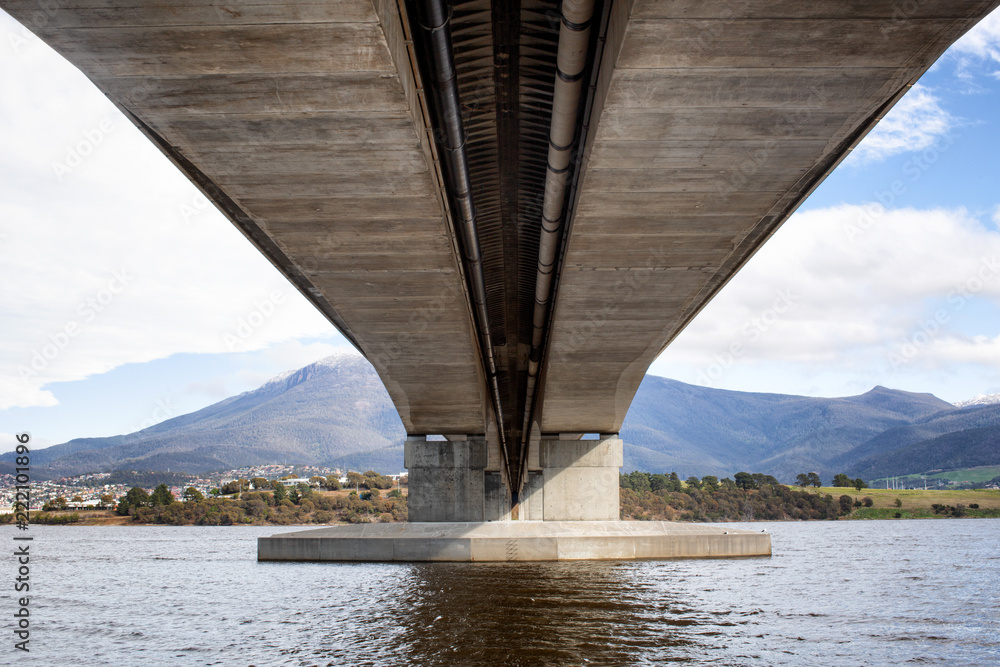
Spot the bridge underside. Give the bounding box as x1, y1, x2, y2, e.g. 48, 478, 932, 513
5, 0, 996, 524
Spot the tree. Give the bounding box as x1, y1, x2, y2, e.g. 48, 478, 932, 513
833, 473, 852, 487
751, 473, 780, 488
221, 479, 249, 495
649, 474, 669, 492
807, 472, 822, 488
734, 472, 756, 490
668, 472, 682, 492
182, 487, 204, 502
628, 471, 651, 493
796, 473, 811, 488
853, 478, 868, 492
272, 481, 287, 503
150, 483, 175, 506
363, 471, 394, 490
116, 487, 150, 515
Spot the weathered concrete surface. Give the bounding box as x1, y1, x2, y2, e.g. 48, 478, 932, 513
405, 436, 487, 522
257, 521, 771, 562
404, 434, 623, 522
539, 436, 622, 521
0, 0, 489, 436
538, 0, 1000, 434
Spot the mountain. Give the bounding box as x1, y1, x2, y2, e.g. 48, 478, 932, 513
0, 353, 405, 478
955, 392, 1000, 408
6, 353, 999, 483
845, 423, 1000, 479
619, 377, 957, 480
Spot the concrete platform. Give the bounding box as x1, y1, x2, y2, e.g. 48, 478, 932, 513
257, 521, 771, 562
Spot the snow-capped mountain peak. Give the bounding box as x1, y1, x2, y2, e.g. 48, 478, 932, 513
954, 393, 1000, 408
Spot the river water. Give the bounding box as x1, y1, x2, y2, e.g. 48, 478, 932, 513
2, 519, 997, 666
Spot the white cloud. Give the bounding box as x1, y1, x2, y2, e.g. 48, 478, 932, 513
653, 205, 1000, 399
847, 85, 954, 164
949, 9, 1000, 77
0, 12, 340, 409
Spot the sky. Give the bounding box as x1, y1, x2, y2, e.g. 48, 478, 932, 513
2, 9, 1000, 452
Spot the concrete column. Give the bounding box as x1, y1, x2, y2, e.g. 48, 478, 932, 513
539, 434, 622, 520
404, 435, 487, 522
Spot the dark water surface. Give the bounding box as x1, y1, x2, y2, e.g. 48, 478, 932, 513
3, 519, 998, 666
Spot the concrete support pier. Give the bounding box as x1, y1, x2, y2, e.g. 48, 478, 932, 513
258, 433, 772, 562
405, 436, 488, 522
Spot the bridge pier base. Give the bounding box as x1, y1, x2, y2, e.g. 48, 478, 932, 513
257, 433, 772, 561
402, 434, 623, 522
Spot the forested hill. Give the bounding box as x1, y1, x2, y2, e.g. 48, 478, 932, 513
1, 353, 405, 478
5, 353, 998, 482
619, 376, 969, 480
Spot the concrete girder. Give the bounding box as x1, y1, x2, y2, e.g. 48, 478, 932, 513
537, 0, 1000, 434
1, 0, 492, 435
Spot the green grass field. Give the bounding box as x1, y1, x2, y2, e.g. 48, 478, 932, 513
871, 465, 1000, 485
809, 487, 1000, 511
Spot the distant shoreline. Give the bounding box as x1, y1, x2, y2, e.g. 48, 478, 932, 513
9, 487, 1000, 530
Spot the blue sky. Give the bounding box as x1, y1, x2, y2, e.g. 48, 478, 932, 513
2, 9, 1000, 451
